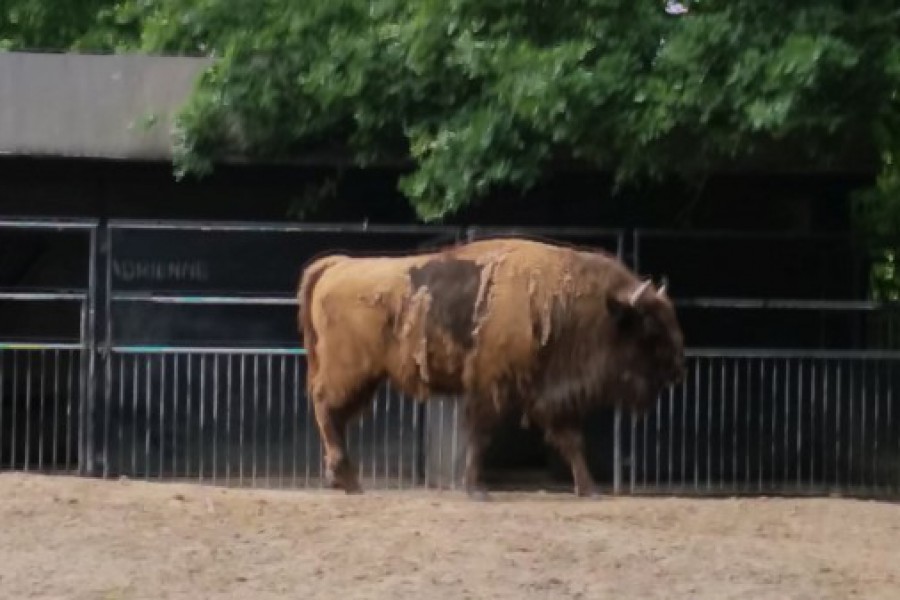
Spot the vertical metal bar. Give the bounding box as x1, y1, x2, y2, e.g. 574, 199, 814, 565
172, 353, 179, 477
279, 355, 286, 488
706, 357, 712, 491
889, 359, 896, 494
797, 359, 804, 488
77, 291, 87, 474
102, 225, 113, 479
302, 357, 312, 488
70, 349, 78, 472
385, 383, 393, 487
436, 398, 444, 489
412, 397, 420, 488
11, 351, 17, 469
357, 399, 364, 485
719, 358, 726, 490
835, 362, 842, 488
131, 353, 138, 476
304, 358, 312, 488
197, 354, 206, 484
629, 409, 637, 493
186, 354, 193, 478
101, 348, 110, 477
373, 389, 381, 483
642, 387, 648, 489
770, 360, 778, 491
398, 390, 405, 489
783, 358, 790, 484
212, 354, 219, 485
809, 361, 816, 487
873, 359, 881, 493
144, 355, 151, 481
118, 355, 124, 475
226, 354, 233, 487
758, 358, 766, 491
85, 224, 98, 476
159, 354, 165, 480
265, 354, 272, 486
0, 353, 5, 469
613, 403, 622, 494
450, 396, 459, 491
38, 350, 46, 471
890, 358, 896, 494
693, 357, 700, 490
682, 367, 689, 490
292, 356, 299, 488
668, 384, 675, 489
848, 361, 855, 487
731, 357, 738, 492
822, 360, 830, 488
655, 386, 661, 489
24, 351, 32, 471
252, 355, 259, 487
744, 358, 751, 490
199, 353, 206, 483
239, 354, 246, 486
860, 359, 868, 491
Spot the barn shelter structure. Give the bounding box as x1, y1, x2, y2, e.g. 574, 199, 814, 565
1, 51, 898, 497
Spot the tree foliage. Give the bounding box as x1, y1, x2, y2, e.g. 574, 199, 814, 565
3, 0, 900, 224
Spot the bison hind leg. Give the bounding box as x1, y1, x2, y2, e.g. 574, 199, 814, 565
313, 384, 377, 494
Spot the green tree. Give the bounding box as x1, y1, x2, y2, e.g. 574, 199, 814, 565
3, 0, 900, 226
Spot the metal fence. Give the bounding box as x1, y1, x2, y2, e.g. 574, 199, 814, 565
1, 217, 899, 498
625, 350, 900, 496
0, 218, 96, 476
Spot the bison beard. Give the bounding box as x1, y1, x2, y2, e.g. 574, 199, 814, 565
297, 237, 685, 500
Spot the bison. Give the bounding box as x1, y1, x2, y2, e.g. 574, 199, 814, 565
297, 236, 685, 500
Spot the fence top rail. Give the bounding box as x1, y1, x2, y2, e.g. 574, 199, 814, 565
467, 226, 626, 237
687, 348, 900, 359
0, 217, 98, 230
0, 341, 83, 350
111, 292, 296, 305
107, 218, 462, 235
112, 345, 307, 355
633, 228, 900, 246
0, 290, 87, 302
675, 298, 900, 311
108, 345, 900, 360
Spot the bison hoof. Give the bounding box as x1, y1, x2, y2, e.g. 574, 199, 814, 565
575, 488, 602, 500
466, 488, 493, 502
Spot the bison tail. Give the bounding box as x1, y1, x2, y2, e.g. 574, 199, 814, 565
297, 255, 345, 373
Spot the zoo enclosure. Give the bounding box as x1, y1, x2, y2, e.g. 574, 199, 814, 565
0, 217, 898, 497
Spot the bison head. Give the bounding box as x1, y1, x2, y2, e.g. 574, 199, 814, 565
605, 279, 685, 408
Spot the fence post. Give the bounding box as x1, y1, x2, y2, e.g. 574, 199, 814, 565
612, 403, 621, 494
77, 222, 100, 476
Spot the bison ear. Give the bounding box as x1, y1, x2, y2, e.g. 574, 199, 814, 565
606, 294, 639, 327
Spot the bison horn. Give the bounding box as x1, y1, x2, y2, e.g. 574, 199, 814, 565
629, 279, 652, 305
657, 283, 668, 297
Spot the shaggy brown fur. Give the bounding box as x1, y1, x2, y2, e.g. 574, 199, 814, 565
297, 237, 685, 499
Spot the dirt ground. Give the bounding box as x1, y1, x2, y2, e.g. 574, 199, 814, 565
1, 473, 898, 600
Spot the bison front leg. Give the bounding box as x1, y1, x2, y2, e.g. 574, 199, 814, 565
462, 428, 492, 502
312, 399, 362, 494
461, 400, 495, 502
544, 427, 600, 499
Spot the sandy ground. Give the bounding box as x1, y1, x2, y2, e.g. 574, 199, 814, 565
0, 474, 898, 599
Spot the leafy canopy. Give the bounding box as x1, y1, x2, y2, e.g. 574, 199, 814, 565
3, 0, 900, 223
